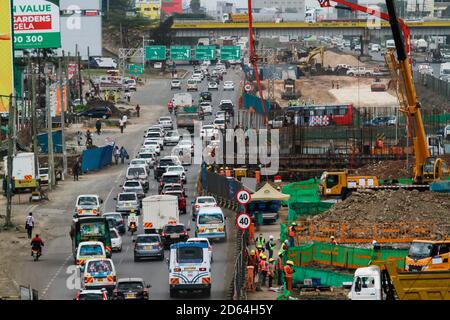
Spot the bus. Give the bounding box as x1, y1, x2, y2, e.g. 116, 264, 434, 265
285, 104, 353, 126
70, 216, 112, 261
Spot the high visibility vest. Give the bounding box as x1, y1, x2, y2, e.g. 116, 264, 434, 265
284, 265, 294, 278
266, 241, 276, 251
256, 237, 265, 248
267, 263, 275, 275
288, 226, 296, 237
279, 244, 286, 255
259, 260, 267, 272
276, 258, 283, 270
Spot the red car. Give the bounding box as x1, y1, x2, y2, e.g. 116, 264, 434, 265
165, 190, 187, 215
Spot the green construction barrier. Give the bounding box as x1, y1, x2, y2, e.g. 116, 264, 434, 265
292, 266, 354, 286
280, 224, 287, 243
287, 242, 408, 269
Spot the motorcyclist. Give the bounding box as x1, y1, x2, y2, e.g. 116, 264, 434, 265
31, 234, 44, 256
128, 212, 138, 234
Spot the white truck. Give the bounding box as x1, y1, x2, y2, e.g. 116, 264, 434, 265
346, 67, 373, 77
94, 75, 128, 92
386, 39, 395, 49
142, 195, 179, 234
3, 152, 38, 191
415, 38, 428, 52
172, 93, 193, 113
439, 62, 450, 78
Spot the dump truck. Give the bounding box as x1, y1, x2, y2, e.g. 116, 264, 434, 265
405, 240, 450, 272
348, 260, 450, 300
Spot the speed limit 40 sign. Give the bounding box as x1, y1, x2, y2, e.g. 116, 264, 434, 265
236, 212, 251, 230
236, 190, 251, 205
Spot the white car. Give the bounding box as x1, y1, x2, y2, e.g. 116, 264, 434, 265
191, 196, 217, 218
371, 44, 381, 52
158, 116, 173, 129
208, 81, 218, 90
143, 140, 161, 155
171, 79, 181, 90
187, 237, 213, 262
38, 167, 49, 184
216, 110, 226, 119
192, 73, 203, 83
200, 124, 219, 139
144, 132, 164, 149
193, 70, 204, 80
177, 139, 194, 155
213, 118, 226, 130
129, 158, 151, 171
187, 79, 198, 91
137, 151, 156, 167
200, 102, 212, 115
166, 165, 187, 183
110, 228, 122, 252
223, 81, 234, 91
164, 130, 180, 145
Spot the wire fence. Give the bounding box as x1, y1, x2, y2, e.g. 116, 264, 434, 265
231, 229, 248, 300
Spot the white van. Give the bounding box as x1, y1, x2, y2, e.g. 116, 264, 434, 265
83, 258, 117, 291
386, 39, 395, 49
168, 242, 211, 298
194, 207, 227, 242
74, 195, 103, 217
76, 241, 107, 270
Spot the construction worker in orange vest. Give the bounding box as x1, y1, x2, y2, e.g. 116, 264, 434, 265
288, 222, 297, 247
267, 258, 275, 288
248, 217, 255, 244
248, 249, 258, 277
246, 265, 256, 292
258, 254, 268, 288
276, 252, 284, 285
330, 236, 338, 245
284, 260, 295, 291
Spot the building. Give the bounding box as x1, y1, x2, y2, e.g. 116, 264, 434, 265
252, 0, 305, 21
135, 0, 162, 20
434, 0, 450, 17
56, 0, 102, 60
216, 1, 234, 21
162, 0, 182, 14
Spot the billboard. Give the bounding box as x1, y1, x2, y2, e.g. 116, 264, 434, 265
162, 0, 182, 14
0, 0, 14, 112
12, 0, 61, 49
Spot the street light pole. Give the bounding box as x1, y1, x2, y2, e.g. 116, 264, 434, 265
5, 95, 15, 228
59, 57, 67, 180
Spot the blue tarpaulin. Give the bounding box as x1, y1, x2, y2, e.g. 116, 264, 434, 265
37, 130, 63, 153
242, 93, 270, 114
81, 145, 113, 173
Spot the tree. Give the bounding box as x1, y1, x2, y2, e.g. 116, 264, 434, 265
190, 0, 201, 14
149, 17, 174, 46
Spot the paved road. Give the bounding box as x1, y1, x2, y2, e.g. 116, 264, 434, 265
15, 66, 243, 300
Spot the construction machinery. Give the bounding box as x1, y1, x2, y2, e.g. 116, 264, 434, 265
281, 78, 300, 100
319, 171, 380, 199
348, 260, 450, 300
405, 240, 450, 272
297, 47, 325, 75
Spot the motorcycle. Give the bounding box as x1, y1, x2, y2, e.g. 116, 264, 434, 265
31, 248, 41, 261
129, 222, 137, 236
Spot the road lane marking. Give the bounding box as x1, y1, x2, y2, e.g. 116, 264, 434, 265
118, 243, 130, 268
41, 254, 71, 298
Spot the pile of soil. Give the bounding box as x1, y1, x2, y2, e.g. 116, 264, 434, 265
311, 189, 450, 238
353, 160, 412, 180
323, 51, 366, 68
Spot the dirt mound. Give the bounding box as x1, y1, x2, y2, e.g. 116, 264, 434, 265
323, 51, 366, 68
353, 160, 412, 180
311, 189, 450, 238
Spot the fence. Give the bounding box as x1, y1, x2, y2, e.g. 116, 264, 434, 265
281, 221, 442, 244
286, 242, 408, 270
203, 170, 243, 211
230, 229, 249, 300
81, 145, 113, 173
414, 71, 450, 100
291, 266, 354, 287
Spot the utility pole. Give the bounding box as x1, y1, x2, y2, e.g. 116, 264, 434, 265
59, 57, 67, 180
77, 49, 83, 101
46, 77, 55, 190
31, 71, 40, 192
5, 95, 15, 228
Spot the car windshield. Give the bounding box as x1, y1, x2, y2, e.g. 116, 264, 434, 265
198, 213, 223, 225
118, 193, 136, 201
79, 245, 104, 256
179, 141, 191, 145
128, 167, 145, 176
198, 198, 215, 204
164, 185, 182, 192
163, 175, 180, 183
79, 293, 104, 300
78, 197, 98, 206
39, 168, 48, 174
145, 140, 158, 145
203, 126, 214, 130
408, 242, 434, 259
147, 133, 160, 138
163, 225, 185, 233
106, 218, 118, 228
167, 167, 183, 172
125, 181, 140, 187
222, 103, 233, 108
137, 236, 160, 243
109, 230, 119, 239
177, 247, 203, 263
131, 160, 145, 165
139, 153, 153, 159
86, 260, 113, 273
160, 117, 171, 121
188, 80, 196, 84
118, 282, 144, 291
215, 119, 225, 124
167, 131, 178, 137
104, 214, 122, 221
159, 159, 174, 166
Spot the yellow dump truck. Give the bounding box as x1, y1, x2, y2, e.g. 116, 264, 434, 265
405, 240, 450, 272
348, 260, 450, 300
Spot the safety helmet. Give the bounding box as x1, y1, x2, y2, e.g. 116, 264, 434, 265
250, 250, 255, 255
261, 255, 267, 260
269, 235, 274, 240
330, 236, 335, 239
284, 240, 289, 245
372, 240, 377, 245
269, 258, 274, 263
286, 260, 294, 266
291, 222, 297, 226
278, 252, 283, 257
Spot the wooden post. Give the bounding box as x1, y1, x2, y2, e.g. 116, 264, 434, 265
5, 95, 15, 227
31, 72, 40, 192
46, 77, 55, 190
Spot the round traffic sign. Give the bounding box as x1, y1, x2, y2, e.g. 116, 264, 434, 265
244, 83, 252, 92
236, 212, 251, 230
236, 189, 251, 205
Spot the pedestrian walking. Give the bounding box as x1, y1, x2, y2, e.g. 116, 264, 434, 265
25, 212, 34, 239
113, 146, 120, 165
119, 146, 129, 164
255, 233, 266, 254
265, 235, 276, 259
72, 159, 80, 181
332, 80, 334, 89
122, 114, 128, 128
267, 258, 275, 288
288, 222, 297, 247
283, 260, 295, 291
136, 104, 141, 118
85, 129, 92, 141
77, 131, 83, 146
276, 252, 284, 286
336, 80, 340, 89
95, 119, 102, 135
119, 119, 124, 134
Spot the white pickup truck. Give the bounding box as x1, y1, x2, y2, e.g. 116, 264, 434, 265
346, 67, 373, 77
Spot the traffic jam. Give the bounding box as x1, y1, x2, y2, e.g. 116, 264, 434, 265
73, 62, 236, 300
